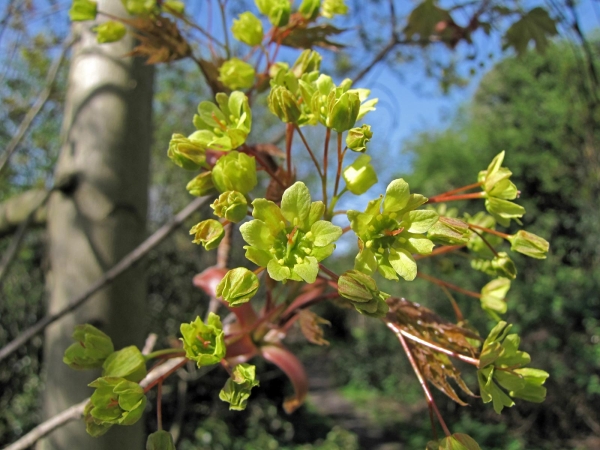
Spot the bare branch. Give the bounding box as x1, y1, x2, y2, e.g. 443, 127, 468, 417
0, 195, 212, 362
3, 357, 186, 450
0, 33, 76, 176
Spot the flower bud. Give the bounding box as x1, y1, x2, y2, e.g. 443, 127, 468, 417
216, 267, 259, 306
211, 151, 257, 194
167, 133, 206, 170
291, 49, 322, 78
69, 0, 97, 21
87, 377, 146, 426
231, 12, 263, 46
63, 324, 114, 370
146, 431, 176, 450
122, 0, 156, 16
94, 21, 126, 44
322, 0, 348, 19
219, 363, 260, 410
256, 0, 291, 27
343, 154, 378, 195
190, 219, 225, 250
327, 91, 360, 132
211, 191, 248, 223
508, 230, 549, 259
218, 58, 255, 90
102, 346, 147, 382
180, 314, 226, 367
162, 1, 184, 14
345, 124, 372, 152
480, 278, 511, 315
186, 172, 215, 197
268, 85, 302, 123
299, 0, 321, 20
338, 270, 389, 318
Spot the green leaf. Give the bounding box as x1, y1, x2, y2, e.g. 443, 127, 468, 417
69, 0, 97, 21
102, 346, 147, 382
402, 210, 439, 234
217, 267, 259, 306
94, 21, 127, 43
383, 179, 410, 213
310, 220, 342, 247
281, 182, 311, 228
405, 235, 434, 255
404, 0, 451, 40
343, 154, 378, 194
146, 430, 176, 450
508, 230, 549, 259
503, 7, 558, 55
231, 12, 263, 46
388, 248, 417, 281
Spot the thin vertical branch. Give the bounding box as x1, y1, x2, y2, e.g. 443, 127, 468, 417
157, 381, 163, 431
322, 128, 331, 208
394, 329, 451, 437
286, 123, 294, 175
333, 132, 344, 198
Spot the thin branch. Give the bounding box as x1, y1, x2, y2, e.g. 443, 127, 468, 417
0, 33, 76, 176
0, 196, 212, 362
4, 356, 186, 450
385, 321, 479, 366
417, 272, 481, 299
295, 125, 323, 178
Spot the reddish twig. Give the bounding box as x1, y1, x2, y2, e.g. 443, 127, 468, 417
417, 272, 481, 299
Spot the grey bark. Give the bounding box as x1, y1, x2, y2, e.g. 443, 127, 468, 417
0, 189, 47, 238
38, 1, 153, 448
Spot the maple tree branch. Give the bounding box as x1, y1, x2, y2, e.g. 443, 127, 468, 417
0, 195, 212, 362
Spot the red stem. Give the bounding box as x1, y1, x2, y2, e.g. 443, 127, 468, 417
414, 245, 465, 260
144, 359, 188, 393
157, 381, 163, 431
333, 132, 344, 198
285, 123, 294, 175
323, 128, 331, 208
469, 227, 500, 257
427, 192, 484, 204
432, 182, 483, 199
469, 223, 510, 239
396, 331, 452, 437
318, 263, 339, 281
417, 272, 481, 299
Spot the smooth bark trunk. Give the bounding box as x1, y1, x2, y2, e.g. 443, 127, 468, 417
39, 1, 153, 448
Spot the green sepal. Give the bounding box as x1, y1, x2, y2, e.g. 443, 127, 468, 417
167, 133, 206, 170
231, 12, 263, 46
321, 0, 348, 18
435, 433, 482, 449
255, 0, 290, 26
88, 377, 147, 426
84, 401, 113, 437
346, 124, 372, 152
146, 430, 176, 450
186, 172, 215, 197
219, 363, 260, 411
485, 197, 526, 226
291, 50, 322, 77
471, 252, 517, 280
508, 230, 549, 259
299, 0, 321, 19
190, 219, 225, 250
211, 191, 248, 223
94, 21, 127, 43
281, 182, 311, 228
63, 324, 114, 370
427, 216, 470, 244
216, 267, 259, 306
180, 314, 226, 367
338, 270, 390, 318
122, 0, 156, 16
327, 91, 360, 132
268, 86, 302, 124
102, 346, 147, 382
69, 0, 97, 21
343, 154, 378, 195
382, 179, 410, 213
480, 277, 511, 315
218, 58, 255, 90
212, 151, 257, 194
401, 210, 439, 234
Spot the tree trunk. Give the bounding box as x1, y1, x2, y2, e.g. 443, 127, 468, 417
38, 1, 153, 448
